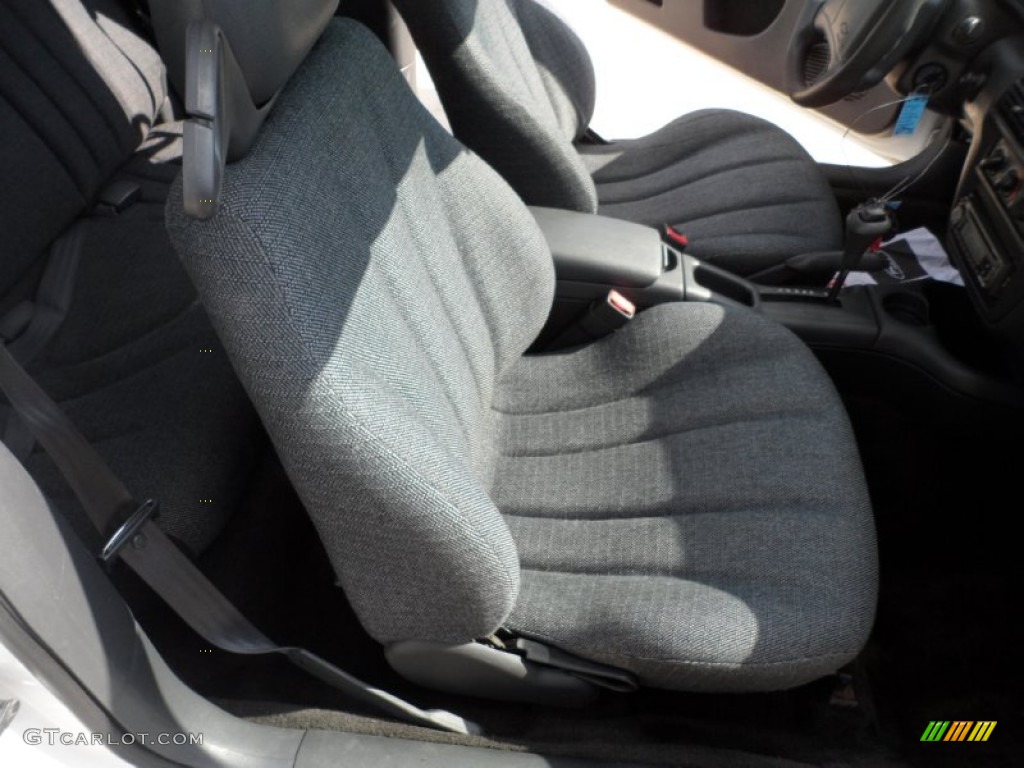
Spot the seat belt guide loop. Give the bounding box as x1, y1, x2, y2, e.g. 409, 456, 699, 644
100, 499, 160, 563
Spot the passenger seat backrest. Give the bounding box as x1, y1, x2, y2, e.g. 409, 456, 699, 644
393, 0, 598, 212
167, 20, 556, 646
0, 0, 166, 291
517, 0, 596, 139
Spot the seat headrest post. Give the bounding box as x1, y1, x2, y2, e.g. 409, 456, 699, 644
149, 0, 339, 105
182, 22, 274, 220
151, 0, 339, 219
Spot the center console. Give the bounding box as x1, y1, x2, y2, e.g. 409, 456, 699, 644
530, 203, 1024, 410
529, 207, 761, 347
529, 40, 1024, 414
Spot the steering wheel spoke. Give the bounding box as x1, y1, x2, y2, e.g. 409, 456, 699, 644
789, 0, 950, 108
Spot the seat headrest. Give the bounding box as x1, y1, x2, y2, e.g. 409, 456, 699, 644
148, 0, 338, 220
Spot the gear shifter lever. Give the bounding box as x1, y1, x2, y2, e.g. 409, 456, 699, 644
827, 202, 895, 303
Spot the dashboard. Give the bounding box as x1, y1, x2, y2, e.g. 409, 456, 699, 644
947, 36, 1024, 341
891, 0, 1024, 346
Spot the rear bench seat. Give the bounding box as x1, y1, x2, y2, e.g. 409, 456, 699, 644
0, 0, 263, 554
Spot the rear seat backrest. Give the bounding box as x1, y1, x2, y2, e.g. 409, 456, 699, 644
0, 0, 166, 286
1, 0, 263, 555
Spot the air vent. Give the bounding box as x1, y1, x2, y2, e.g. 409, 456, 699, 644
803, 42, 867, 103
998, 78, 1024, 142
803, 42, 830, 86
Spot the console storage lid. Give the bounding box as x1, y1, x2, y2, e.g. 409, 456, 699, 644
529, 206, 666, 289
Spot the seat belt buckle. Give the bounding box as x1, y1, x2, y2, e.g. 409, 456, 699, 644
94, 179, 141, 216
550, 290, 636, 349
100, 499, 159, 563
579, 290, 636, 338
662, 224, 689, 250
511, 636, 638, 693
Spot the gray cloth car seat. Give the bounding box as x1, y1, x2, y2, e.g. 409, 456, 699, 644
164, 13, 877, 696
391, 0, 844, 278
0, 0, 263, 553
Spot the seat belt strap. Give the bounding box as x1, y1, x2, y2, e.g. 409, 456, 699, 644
0, 222, 88, 458
0, 343, 476, 735
3, 222, 87, 363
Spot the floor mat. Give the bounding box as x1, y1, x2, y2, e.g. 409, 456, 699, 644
226, 698, 864, 768
844, 388, 1024, 768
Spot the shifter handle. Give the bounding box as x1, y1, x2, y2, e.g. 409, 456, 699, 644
827, 202, 895, 302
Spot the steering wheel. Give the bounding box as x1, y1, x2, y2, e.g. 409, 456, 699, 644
787, 0, 949, 108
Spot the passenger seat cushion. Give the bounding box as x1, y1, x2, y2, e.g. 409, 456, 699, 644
578, 110, 844, 277
493, 302, 877, 690
515, 0, 596, 141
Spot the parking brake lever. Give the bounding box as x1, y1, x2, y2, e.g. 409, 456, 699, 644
827, 202, 895, 303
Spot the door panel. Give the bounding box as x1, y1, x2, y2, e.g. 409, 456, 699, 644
610, 0, 901, 134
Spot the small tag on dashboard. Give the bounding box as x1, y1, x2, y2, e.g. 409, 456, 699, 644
894, 94, 929, 136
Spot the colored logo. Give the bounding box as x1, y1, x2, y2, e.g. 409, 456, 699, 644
920, 721, 996, 742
